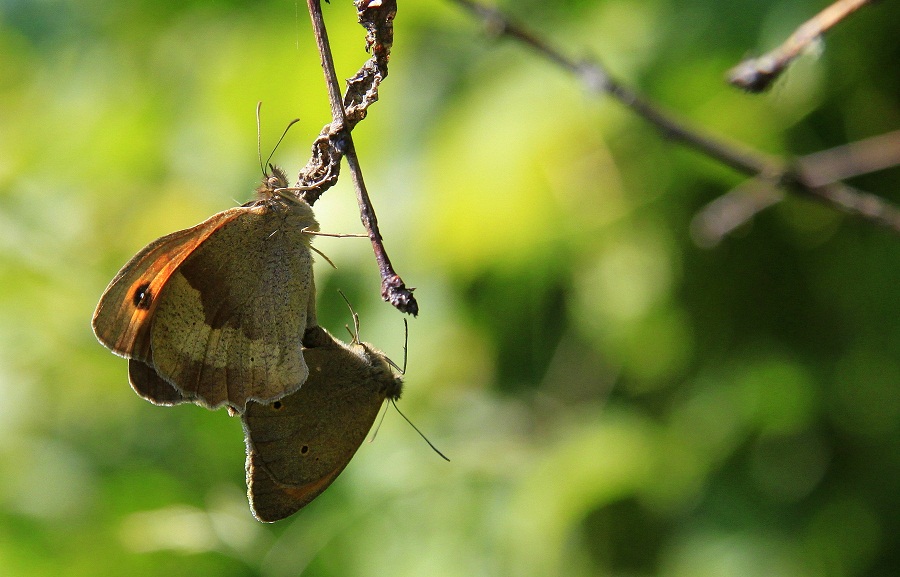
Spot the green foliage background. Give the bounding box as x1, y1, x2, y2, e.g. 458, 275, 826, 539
0, 0, 898, 575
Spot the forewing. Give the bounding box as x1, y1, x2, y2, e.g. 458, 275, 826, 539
92, 209, 244, 361
149, 202, 316, 410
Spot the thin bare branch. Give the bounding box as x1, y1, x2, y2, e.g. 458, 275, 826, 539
694, 132, 900, 245
691, 179, 784, 247
452, 0, 900, 236
728, 0, 877, 92
796, 129, 900, 187
305, 0, 418, 315
454, 0, 776, 176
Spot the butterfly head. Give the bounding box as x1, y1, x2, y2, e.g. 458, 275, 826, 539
354, 342, 404, 402
256, 164, 291, 200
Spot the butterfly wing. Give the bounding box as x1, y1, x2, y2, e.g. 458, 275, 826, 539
94, 198, 319, 411
92, 209, 244, 361
242, 341, 403, 522
128, 358, 190, 405
147, 200, 318, 410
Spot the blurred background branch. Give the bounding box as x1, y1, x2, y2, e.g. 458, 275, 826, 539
694, 130, 900, 245
728, 0, 878, 92
453, 0, 900, 237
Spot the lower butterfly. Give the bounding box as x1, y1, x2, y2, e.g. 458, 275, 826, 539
242, 326, 404, 522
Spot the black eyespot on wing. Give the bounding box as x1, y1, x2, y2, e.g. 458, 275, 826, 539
272, 401, 283, 410
300, 445, 309, 455
132, 283, 153, 309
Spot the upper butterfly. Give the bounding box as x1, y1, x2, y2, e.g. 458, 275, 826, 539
92, 165, 319, 413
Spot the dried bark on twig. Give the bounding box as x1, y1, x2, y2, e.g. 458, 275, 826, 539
300, 0, 417, 315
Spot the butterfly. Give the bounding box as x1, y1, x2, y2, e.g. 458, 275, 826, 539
92, 165, 319, 412
242, 326, 403, 522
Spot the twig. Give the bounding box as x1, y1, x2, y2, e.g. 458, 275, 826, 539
694, 131, 900, 245
728, 0, 876, 93
305, 0, 418, 315
294, 2, 395, 201
452, 0, 900, 235
795, 129, 900, 187
454, 0, 775, 176
690, 179, 784, 247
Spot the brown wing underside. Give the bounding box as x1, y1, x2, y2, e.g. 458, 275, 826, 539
242, 339, 402, 522
92, 208, 246, 361
94, 199, 319, 411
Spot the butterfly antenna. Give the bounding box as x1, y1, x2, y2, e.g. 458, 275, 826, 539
392, 400, 450, 462
256, 101, 301, 176
264, 117, 301, 170
381, 318, 409, 375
